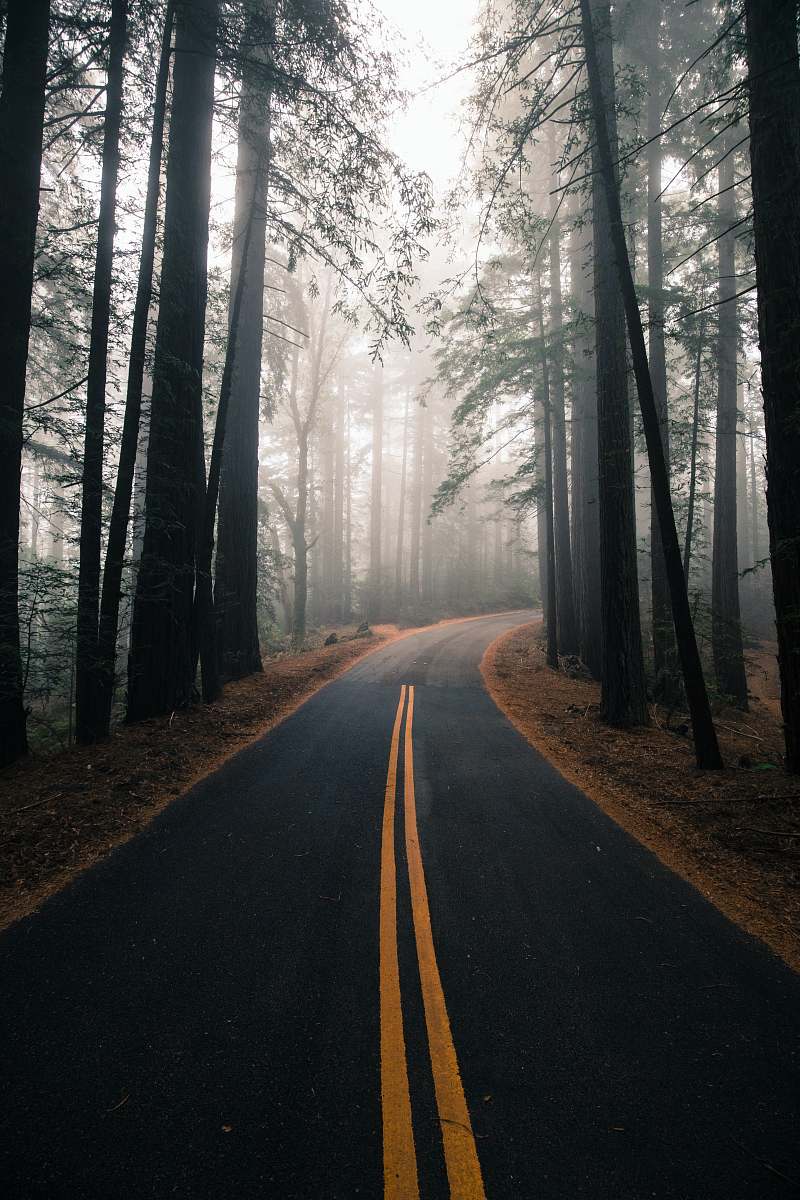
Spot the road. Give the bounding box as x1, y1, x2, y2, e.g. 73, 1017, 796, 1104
1, 611, 798, 1199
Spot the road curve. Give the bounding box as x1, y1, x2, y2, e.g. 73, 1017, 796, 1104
1, 611, 798, 1199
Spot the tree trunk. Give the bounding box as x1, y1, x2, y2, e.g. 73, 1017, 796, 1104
197, 153, 262, 704
536, 275, 558, 668
711, 134, 748, 708
215, 22, 272, 683
332, 370, 345, 621
344, 391, 352, 619
409, 400, 423, 603
586, 0, 648, 728
548, 176, 578, 655
683, 313, 706, 581
94, 0, 174, 739
75, 0, 128, 743
581, 0, 722, 766
292, 431, 309, 647
127, 0, 219, 721
0, 0, 50, 765
744, 0, 800, 768
568, 217, 602, 676
394, 392, 410, 616
535, 395, 549, 629
368, 365, 383, 620
421, 401, 434, 604
646, 59, 675, 696
320, 408, 335, 621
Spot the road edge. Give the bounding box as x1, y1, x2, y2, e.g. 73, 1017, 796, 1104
480, 622, 799, 975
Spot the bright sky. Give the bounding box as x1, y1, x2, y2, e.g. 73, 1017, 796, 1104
374, 0, 479, 192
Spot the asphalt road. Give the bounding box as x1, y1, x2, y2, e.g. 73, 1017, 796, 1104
1, 611, 799, 1199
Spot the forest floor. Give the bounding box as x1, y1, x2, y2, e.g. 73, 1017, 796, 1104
483, 621, 800, 972
0, 622, 408, 932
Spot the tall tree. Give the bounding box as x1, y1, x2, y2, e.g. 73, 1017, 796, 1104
215, 8, 273, 682
535, 274, 558, 669
0, 0, 51, 765
393, 391, 410, 616
332, 370, 345, 621
744, 0, 800, 770
421, 400, 433, 604
645, 43, 675, 696
568, 218, 602, 676
75, 0, 129, 744
127, 0, 219, 721
408, 399, 424, 603
269, 277, 333, 648
368, 364, 383, 621
580, 0, 723, 767
94, 0, 175, 739
587, 0, 648, 727
711, 132, 748, 707
548, 142, 579, 656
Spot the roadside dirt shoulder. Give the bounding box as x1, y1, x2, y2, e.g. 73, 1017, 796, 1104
482, 621, 800, 973
0, 625, 400, 931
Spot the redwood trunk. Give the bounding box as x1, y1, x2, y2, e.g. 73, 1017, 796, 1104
0, 0, 50, 764
128, 0, 219, 720
745, 0, 800, 770
95, 0, 174, 738
711, 135, 748, 707
215, 33, 272, 682
587, 0, 648, 727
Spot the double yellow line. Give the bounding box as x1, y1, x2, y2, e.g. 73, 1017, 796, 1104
380, 685, 486, 1199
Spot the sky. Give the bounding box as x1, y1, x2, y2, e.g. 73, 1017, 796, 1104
373, 0, 480, 192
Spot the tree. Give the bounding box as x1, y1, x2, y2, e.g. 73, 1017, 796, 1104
269, 275, 335, 648
0, 0, 51, 765
75, 0, 128, 743
214, 4, 273, 683
127, 0, 219, 721
587, 0, 648, 727
711, 131, 748, 708
368, 364, 383, 621
644, 40, 676, 696
547, 136, 578, 656
94, 0, 175, 739
580, 0, 723, 767
568, 217, 602, 677
744, 0, 800, 771
535, 273, 558, 668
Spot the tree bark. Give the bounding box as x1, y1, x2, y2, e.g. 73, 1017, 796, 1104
744, 0, 800, 768
586, 0, 648, 728
536, 275, 558, 668
127, 0, 219, 721
548, 168, 578, 655
581, 0, 722, 766
368, 364, 383, 620
407, 397, 423, 606
94, 0, 174, 739
332, 369, 345, 621
568, 216, 602, 676
215, 17, 272, 683
0, 0, 50, 765
710, 133, 749, 707
645, 57, 675, 696
683, 313, 706, 581
394, 391, 410, 616
75, 0, 128, 743
421, 401, 433, 604
344, 389, 352, 619
196, 158, 261, 704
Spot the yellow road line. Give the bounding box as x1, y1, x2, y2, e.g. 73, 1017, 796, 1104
403, 685, 487, 1200
380, 685, 419, 1199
